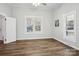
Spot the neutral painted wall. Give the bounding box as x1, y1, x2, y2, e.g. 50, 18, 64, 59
12, 7, 53, 39
52, 3, 79, 50
0, 4, 12, 17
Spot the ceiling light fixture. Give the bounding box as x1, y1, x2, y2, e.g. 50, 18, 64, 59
32, 3, 40, 7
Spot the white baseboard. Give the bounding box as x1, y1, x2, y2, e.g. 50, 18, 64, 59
53, 37, 79, 50
17, 37, 53, 40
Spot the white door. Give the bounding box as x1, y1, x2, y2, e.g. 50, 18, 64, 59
63, 10, 76, 42
0, 15, 5, 41
4, 17, 16, 44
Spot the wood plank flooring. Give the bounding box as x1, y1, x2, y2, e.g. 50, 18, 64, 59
0, 38, 79, 56
0, 40, 3, 44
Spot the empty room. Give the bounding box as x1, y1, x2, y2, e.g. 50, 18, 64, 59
0, 3, 79, 56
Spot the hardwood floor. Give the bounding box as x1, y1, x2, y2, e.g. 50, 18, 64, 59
0, 38, 79, 56
0, 40, 3, 44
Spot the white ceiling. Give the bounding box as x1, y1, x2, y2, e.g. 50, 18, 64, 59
10, 3, 62, 8
0, 3, 63, 11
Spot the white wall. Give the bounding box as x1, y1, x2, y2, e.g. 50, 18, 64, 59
0, 4, 12, 17
12, 7, 53, 40
52, 3, 79, 50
